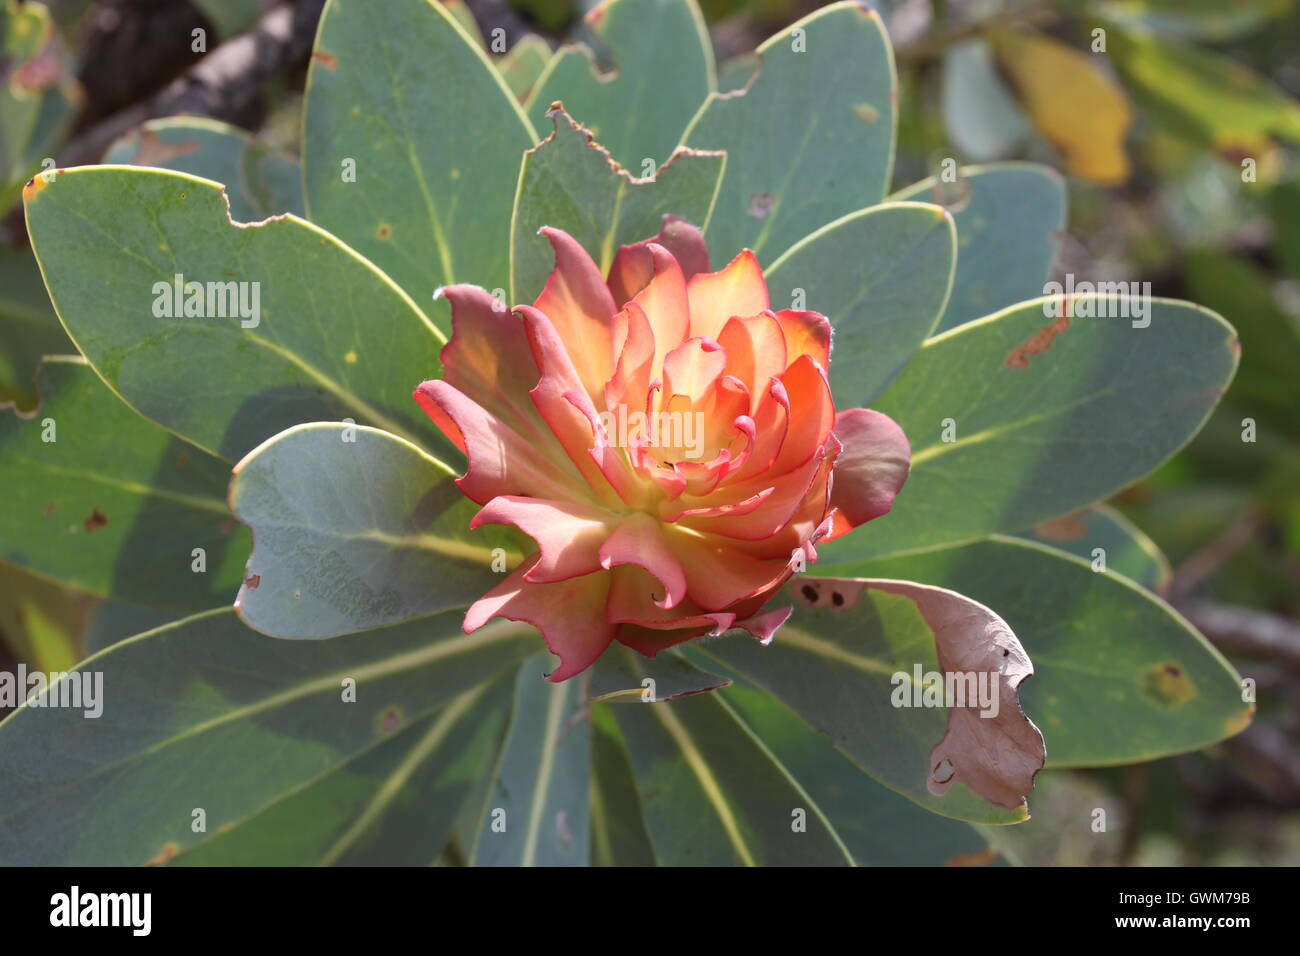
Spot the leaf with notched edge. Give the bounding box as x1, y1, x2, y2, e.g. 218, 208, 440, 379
510, 106, 725, 304
859, 579, 1045, 810
526, 0, 714, 166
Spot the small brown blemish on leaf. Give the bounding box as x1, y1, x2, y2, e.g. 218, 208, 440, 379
145, 842, 180, 866
131, 128, 199, 167
379, 706, 402, 731
853, 104, 879, 124
946, 847, 1001, 867
244, 573, 261, 590
376, 223, 392, 240
748, 193, 775, 219
293, 590, 302, 600
312, 50, 338, 70
42, 502, 56, 517
83, 508, 108, 533
1034, 512, 1088, 541
22, 174, 50, 200
1142, 662, 1195, 706
1224, 708, 1254, 736
175, 453, 188, 467
1006, 313, 1070, 369
794, 579, 865, 609
344, 351, 358, 364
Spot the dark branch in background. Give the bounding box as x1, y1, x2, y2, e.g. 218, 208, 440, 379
76, 0, 218, 126
60, 0, 325, 167
1185, 602, 1300, 675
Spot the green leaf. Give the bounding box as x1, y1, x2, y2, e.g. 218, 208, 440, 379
940, 40, 1030, 162
0, 357, 247, 611
720, 684, 998, 866
681, 2, 896, 264
302, 0, 536, 314
588, 642, 730, 703
0, 606, 537, 865
103, 117, 304, 222
0, 560, 87, 671
0, 238, 70, 409
1017, 503, 1171, 592
1096, 0, 1294, 42
510, 106, 725, 303
814, 535, 1254, 766
694, 580, 1036, 825
471, 654, 590, 866
1108, 25, 1300, 150
609, 688, 856, 864
0, 0, 77, 210
765, 201, 956, 407
170, 676, 513, 865
527, 0, 713, 166
23, 165, 449, 462
820, 296, 1238, 559
229, 422, 520, 638
891, 164, 1065, 333
496, 35, 551, 102
589, 704, 656, 865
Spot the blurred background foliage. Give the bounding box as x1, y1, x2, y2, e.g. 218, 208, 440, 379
0, 0, 1296, 865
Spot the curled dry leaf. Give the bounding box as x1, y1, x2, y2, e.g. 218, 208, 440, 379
865, 579, 1046, 809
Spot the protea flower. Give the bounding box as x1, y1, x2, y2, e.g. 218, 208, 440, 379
414, 217, 910, 680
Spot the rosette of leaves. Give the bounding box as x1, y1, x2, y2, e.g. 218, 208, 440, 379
0, 0, 1249, 866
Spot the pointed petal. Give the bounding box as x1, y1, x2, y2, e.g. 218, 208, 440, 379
686, 250, 769, 340
598, 512, 687, 609
772, 309, 832, 370
663, 526, 787, 611
607, 215, 710, 307
717, 313, 787, 396
471, 496, 614, 583
770, 354, 835, 474
533, 226, 618, 398
413, 380, 584, 505
733, 605, 793, 645
464, 557, 613, 682
629, 243, 690, 380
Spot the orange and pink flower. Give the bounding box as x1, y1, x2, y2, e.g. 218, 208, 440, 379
415, 217, 910, 680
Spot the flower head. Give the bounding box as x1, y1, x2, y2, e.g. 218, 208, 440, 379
415, 218, 910, 680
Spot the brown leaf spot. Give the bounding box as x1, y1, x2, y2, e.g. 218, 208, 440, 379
1142, 662, 1195, 706
131, 129, 199, 167
793, 579, 864, 609
376, 223, 392, 240
379, 706, 402, 732
42, 502, 56, 517
1006, 313, 1070, 369
244, 573, 261, 590
145, 842, 180, 866
1034, 512, 1088, 542
175, 453, 188, 467
748, 193, 775, 219
946, 847, 1001, 867
83, 508, 108, 533
853, 104, 879, 124
312, 50, 338, 70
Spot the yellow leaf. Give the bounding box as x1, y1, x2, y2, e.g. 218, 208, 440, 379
990, 29, 1133, 185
